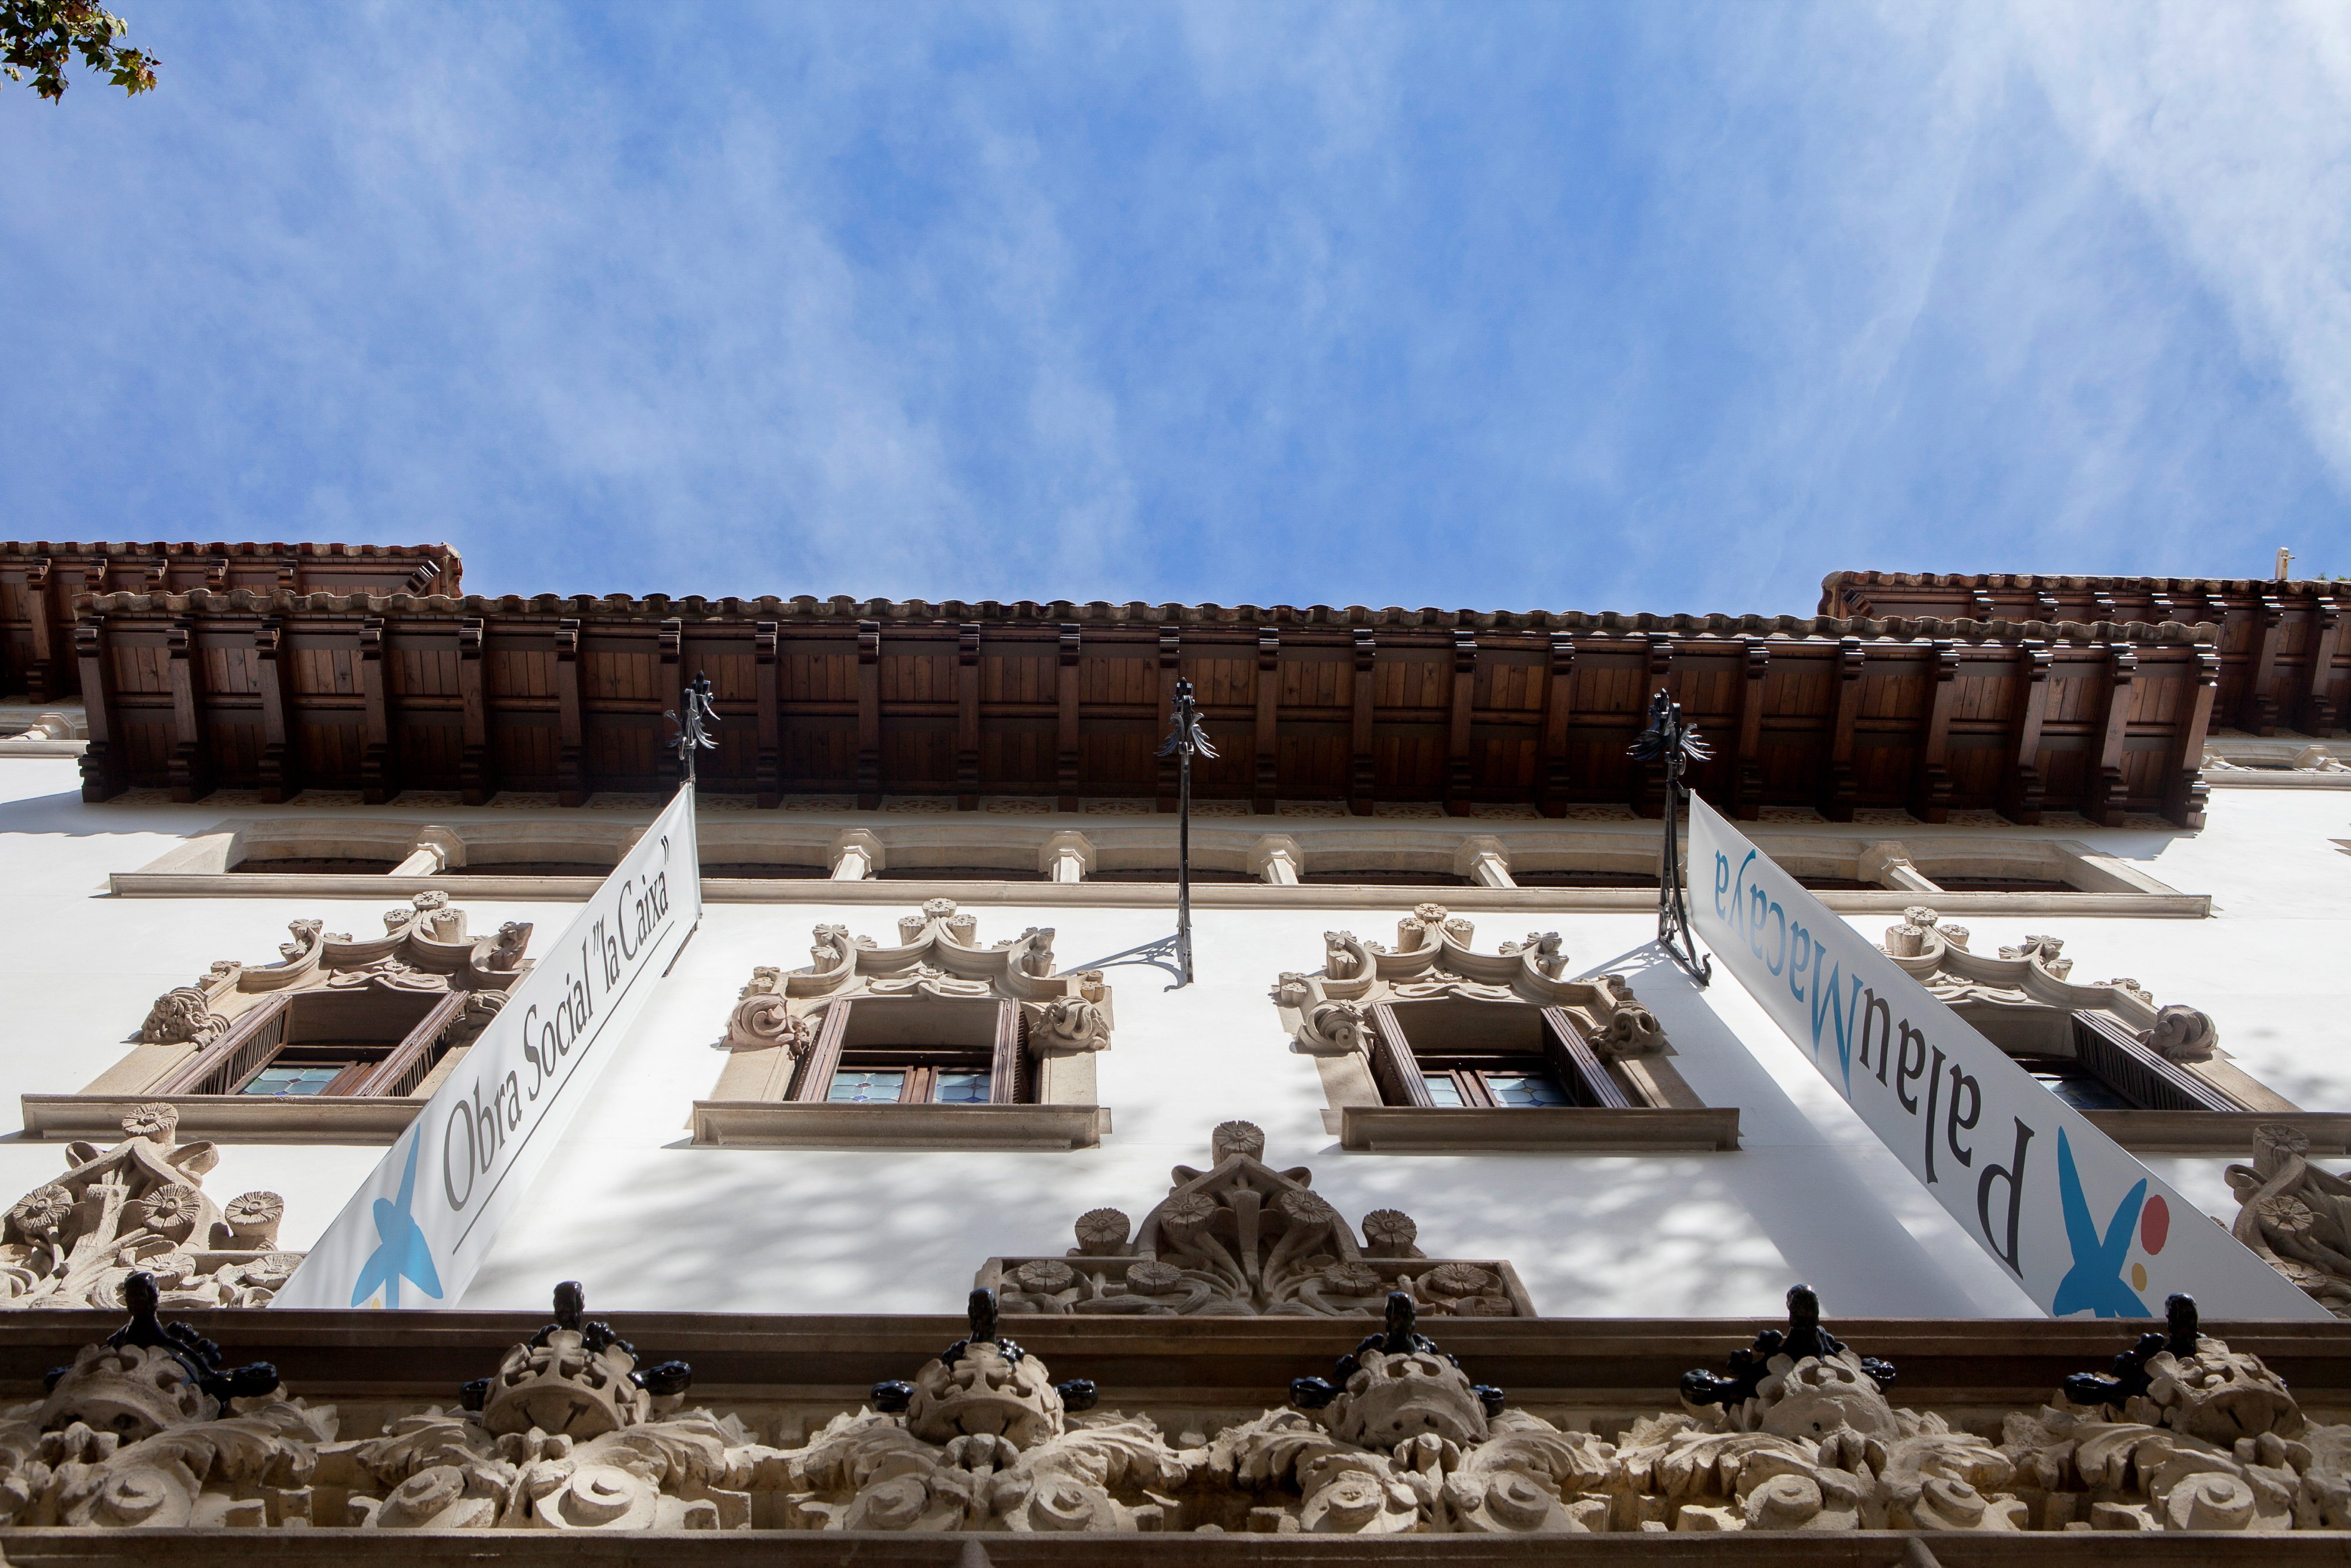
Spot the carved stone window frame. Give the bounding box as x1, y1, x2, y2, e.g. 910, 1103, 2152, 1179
1880, 907, 2350, 1154
692, 897, 1113, 1150
1275, 903, 1739, 1153
19, 893, 532, 1145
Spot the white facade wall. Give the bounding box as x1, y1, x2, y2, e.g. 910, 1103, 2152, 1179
1, 753, 2343, 1321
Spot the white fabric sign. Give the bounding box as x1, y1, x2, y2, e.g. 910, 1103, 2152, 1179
1686, 794, 2320, 1319
272, 787, 701, 1309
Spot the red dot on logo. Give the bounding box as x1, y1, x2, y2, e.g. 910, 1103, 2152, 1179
2141, 1195, 2170, 1255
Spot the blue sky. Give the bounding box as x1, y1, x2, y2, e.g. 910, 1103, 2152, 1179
3, 2, 2346, 613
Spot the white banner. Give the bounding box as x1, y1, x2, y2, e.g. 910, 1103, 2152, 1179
272, 787, 701, 1309
1686, 794, 2321, 1319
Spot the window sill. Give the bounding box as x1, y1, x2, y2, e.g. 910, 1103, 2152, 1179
19, 1093, 424, 1144
1337, 1104, 1740, 1154
689, 1101, 1110, 1150
2082, 1109, 2351, 1155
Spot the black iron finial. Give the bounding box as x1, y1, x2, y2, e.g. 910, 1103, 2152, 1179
1290, 1291, 1505, 1417
664, 670, 720, 789
1682, 1284, 1892, 1410
2166, 1292, 2201, 1358
870, 1288, 1094, 1416
96, 1269, 281, 1413
552, 1279, 585, 1331
943, 1287, 1023, 1369
1629, 688, 1713, 986
2062, 1294, 2202, 1410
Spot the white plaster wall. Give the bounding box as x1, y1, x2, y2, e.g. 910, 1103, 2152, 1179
0, 754, 2343, 1321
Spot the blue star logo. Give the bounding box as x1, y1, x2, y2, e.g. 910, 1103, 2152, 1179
2051, 1127, 2149, 1319
351, 1135, 443, 1308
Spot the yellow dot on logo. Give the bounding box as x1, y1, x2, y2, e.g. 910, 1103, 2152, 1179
2131, 1263, 2148, 1294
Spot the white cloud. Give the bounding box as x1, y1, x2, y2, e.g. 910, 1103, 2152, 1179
2008, 1, 2351, 494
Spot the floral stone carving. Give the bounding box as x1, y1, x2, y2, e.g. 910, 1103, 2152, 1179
978, 1120, 1532, 1318
2230, 1121, 2351, 1315
0, 1104, 301, 1309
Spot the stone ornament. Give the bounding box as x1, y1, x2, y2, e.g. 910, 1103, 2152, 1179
977, 1121, 1532, 1318
136, 892, 533, 1050
1879, 907, 2217, 1062
15, 1278, 2351, 1535
1272, 904, 1663, 1061
724, 898, 1114, 1057
0, 1105, 301, 1309
348, 1283, 729, 1530
2230, 1121, 2351, 1316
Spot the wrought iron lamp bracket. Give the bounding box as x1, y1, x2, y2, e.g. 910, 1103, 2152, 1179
1629, 688, 1713, 987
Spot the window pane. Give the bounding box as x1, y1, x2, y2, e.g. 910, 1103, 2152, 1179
242, 1065, 344, 1097
828, 1069, 906, 1104
1485, 1071, 1572, 1108
1422, 1073, 1465, 1107
934, 1070, 992, 1104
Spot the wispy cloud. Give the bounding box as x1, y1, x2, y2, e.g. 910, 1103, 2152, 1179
0, 1, 2341, 609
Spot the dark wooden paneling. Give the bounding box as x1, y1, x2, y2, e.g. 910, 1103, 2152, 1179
53, 594, 2223, 825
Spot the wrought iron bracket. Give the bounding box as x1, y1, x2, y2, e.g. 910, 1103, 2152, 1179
1629, 688, 1713, 987
664, 670, 720, 790
1150, 675, 1217, 989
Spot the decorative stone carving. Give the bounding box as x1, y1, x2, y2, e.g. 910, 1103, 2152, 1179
138, 987, 228, 1047
1657, 1288, 2016, 1532
979, 1122, 1532, 1318
722, 898, 1114, 1058
16, 1277, 2351, 1536
118, 893, 532, 1104
349, 1282, 737, 1530
0, 1271, 330, 1528
1879, 907, 2218, 1058
2006, 1294, 2313, 1530
2229, 1122, 2351, 1316
1217, 1292, 1611, 1534
0, 1106, 303, 1309
772, 1291, 1180, 1533
1274, 904, 1662, 1060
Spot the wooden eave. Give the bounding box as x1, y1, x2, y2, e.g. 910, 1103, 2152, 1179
53, 587, 2224, 829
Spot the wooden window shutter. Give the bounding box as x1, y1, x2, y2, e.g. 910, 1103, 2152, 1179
991, 1000, 1027, 1104
791, 1000, 853, 1102
157, 992, 292, 1095
349, 989, 470, 1097
1540, 1007, 1635, 1109
1367, 1003, 1435, 1107
2071, 1011, 2238, 1113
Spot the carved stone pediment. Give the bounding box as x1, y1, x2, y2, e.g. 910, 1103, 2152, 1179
0, 1106, 300, 1310
978, 1121, 1531, 1318
1272, 903, 1662, 1060
136, 892, 533, 1048
1878, 907, 2213, 1061
724, 898, 1113, 1058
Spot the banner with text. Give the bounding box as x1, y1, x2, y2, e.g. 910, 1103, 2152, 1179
272, 787, 700, 1309
1686, 794, 2320, 1319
